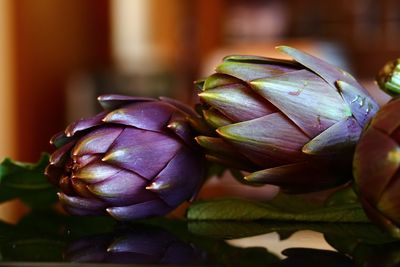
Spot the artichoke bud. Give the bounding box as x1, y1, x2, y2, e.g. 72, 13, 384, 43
377, 58, 400, 96
196, 45, 379, 193
46, 95, 205, 220
353, 97, 400, 238
64, 224, 207, 264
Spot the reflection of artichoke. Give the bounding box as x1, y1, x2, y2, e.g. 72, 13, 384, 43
64, 225, 207, 265
45, 95, 205, 220
196, 46, 379, 193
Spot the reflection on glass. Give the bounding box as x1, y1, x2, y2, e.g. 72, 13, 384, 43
0, 212, 399, 266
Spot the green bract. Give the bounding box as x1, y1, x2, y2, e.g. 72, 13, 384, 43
196, 46, 379, 193
377, 58, 400, 96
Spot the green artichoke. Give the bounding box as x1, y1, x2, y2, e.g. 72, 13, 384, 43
196, 46, 379, 193
353, 76, 400, 238
377, 58, 400, 96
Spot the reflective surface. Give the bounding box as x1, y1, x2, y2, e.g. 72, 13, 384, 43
0, 211, 399, 267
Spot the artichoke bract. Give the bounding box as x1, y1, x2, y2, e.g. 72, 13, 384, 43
45, 95, 205, 220
353, 96, 400, 238
196, 46, 379, 193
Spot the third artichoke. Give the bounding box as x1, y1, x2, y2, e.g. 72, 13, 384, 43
196, 46, 379, 193
354, 58, 400, 238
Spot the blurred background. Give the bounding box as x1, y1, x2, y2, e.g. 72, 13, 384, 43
1, 0, 399, 162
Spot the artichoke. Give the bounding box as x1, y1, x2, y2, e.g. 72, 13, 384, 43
377, 57, 400, 96
353, 83, 400, 237
45, 95, 205, 220
64, 224, 207, 264
196, 46, 379, 193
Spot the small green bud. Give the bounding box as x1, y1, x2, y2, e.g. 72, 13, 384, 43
377, 58, 400, 96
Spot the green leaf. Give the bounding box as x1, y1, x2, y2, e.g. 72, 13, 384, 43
188, 220, 394, 242
187, 193, 370, 223
0, 154, 57, 209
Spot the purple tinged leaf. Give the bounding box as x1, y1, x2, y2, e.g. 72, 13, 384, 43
354, 127, 400, 203
72, 126, 123, 156
277, 46, 379, 124
195, 136, 256, 169
199, 84, 276, 122
336, 80, 379, 126
251, 69, 351, 138
203, 73, 243, 91
158, 96, 199, 118
217, 113, 308, 164
65, 111, 108, 137
302, 117, 362, 155
186, 115, 215, 136
223, 54, 298, 66
71, 178, 96, 198
102, 128, 182, 179
87, 169, 154, 206
50, 131, 71, 148
277, 45, 357, 88
45, 165, 64, 186
102, 102, 175, 132
167, 117, 195, 147
72, 154, 98, 169
245, 162, 346, 193
98, 94, 154, 110
58, 192, 107, 211
245, 162, 311, 183
370, 97, 400, 135
49, 141, 75, 166
72, 161, 121, 183
202, 108, 232, 129
106, 199, 172, 220
146, 148, 203, 206
216, 60, 299, 82
59, 175, 75, 195
196, 136, 239, 156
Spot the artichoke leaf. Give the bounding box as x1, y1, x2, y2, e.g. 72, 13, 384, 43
302, 117, 362, 155
251, 69, 351, 138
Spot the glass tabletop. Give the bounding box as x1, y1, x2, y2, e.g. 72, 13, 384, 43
0, 211, 397, 267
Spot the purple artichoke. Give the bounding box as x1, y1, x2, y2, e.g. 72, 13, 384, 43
353, 59, 400, 238
196, 46, 379, 193
64, 225, 207, 264
45, 95, 205, 220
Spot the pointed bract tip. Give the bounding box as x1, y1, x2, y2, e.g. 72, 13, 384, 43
105, 207, 116, 218
146, 182, 170, 191
102, 150, 124, 162
248, 79, 263, 88
275, 45, 292, 53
